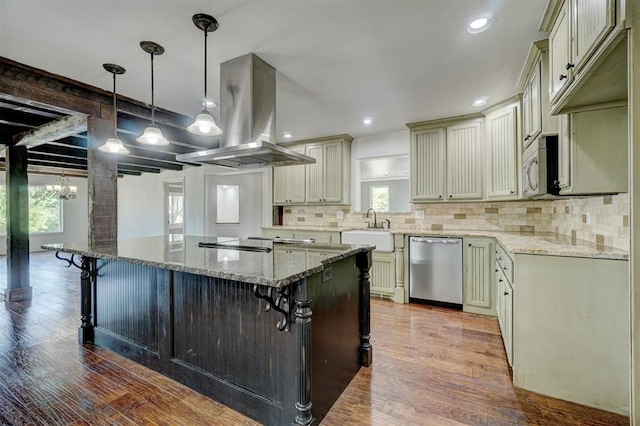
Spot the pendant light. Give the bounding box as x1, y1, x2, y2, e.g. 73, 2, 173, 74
187, 13, 223, 136
137, 41, 170, 146
99, 64, 130, 154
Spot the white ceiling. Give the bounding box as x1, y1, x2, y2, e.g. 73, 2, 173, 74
0, 0, 548, 143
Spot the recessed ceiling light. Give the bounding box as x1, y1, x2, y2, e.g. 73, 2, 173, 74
282, 132, 293, 139
472, 97, 488, 107
467, 15, 495, 34
363, 118, 373, 125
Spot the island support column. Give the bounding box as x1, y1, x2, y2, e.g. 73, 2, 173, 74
87, 116, 118, 245
3, 146, 31, 302
357, 251, 373, 366
293, 278, 313, 426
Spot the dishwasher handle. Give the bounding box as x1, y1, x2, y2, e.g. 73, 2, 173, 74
411, 238, 461, 244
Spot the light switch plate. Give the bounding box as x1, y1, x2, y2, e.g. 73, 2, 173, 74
415, 210, 425, 219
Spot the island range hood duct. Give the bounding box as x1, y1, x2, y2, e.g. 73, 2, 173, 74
176, 53, 315, 168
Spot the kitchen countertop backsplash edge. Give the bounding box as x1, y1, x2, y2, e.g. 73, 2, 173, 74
263, 226, 629, 261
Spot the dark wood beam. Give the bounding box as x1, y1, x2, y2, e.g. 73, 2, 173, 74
117, 164, 162, 174
0, 107, 57, 129
118, 170, 142, 176
116, 156, 183, 171
26, 159, 87, 171
0, 99, 66, 118
14, 115, 87, 148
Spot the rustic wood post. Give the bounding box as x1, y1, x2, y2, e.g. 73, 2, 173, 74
78, 256, 96, 343
357, 250, 373, 367
3, 145, 31, 302
86, 116, 118, 246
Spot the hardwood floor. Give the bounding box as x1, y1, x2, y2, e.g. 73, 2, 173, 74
0, 252, 630, 425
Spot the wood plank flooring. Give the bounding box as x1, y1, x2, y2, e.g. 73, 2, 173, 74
0, 252, 630, 425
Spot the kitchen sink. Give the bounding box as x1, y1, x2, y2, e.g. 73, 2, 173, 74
341, 230, 394, 252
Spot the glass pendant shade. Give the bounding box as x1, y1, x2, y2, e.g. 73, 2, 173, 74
99, 137, 130, 154
137, 124, 170, 145
187, 110, 223, 136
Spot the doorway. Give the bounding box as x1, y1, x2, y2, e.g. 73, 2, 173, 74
164, 178, 185, 237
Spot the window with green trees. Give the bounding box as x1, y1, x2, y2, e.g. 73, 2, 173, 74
0, 185, 63, 234
370, 186, 389, 213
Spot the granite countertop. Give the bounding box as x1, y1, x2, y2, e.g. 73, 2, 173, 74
263, 226, 629, 260
42, 236, 373, 288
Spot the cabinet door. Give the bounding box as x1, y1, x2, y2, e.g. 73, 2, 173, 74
447, 120, 483, 200
411, 128, 446, 201
503, 280, 514, 366
557, 114, 572, 192
322, 142, 343, 202
305, 144, 324, 202
370, 252, 396, 296
273, 166, 289, 204
495, 266, 505, 335
528, 61, 542, 142
485, 106, 518, 198
549, 1, 572, 102
463, 238, 495, 316
572, 0, 615, 73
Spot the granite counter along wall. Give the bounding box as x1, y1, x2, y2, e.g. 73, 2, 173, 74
281, 193, 630, 251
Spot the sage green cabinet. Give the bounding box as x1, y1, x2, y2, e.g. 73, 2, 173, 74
272, 146, 306, 204
408, 115, 484, 202
306, 141, 345, 203
495, 241, 514, 367
462, 237, 495, 316
370, 252, 396, 297
522, 61, 542, 146
484, 103, 519, 199
549, 0, 572, 103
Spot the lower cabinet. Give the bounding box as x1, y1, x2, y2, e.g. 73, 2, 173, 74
370, 252, 396, 297
463, 238, 495, 316
495, 264, 514, 367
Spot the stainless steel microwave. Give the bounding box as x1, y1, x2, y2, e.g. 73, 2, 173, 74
522, 136, 559, 198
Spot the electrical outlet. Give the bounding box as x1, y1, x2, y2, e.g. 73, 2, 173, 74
336, 210, 344, 219
415, 210, 425, 219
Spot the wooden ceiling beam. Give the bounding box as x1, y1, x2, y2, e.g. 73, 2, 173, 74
13, 114, 87, 148
0, 107, 57, 129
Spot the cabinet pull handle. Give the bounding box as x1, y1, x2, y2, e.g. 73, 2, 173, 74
503, 266, 508, 270
524, 134, 531, 141
504, 291, 509, 296
498, 278, 503, 283
495, 268, 499, 272
566, 63, 575, 70
559, 74, 568, 81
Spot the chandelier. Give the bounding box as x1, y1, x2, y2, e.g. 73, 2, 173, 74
46, 174, 78, 200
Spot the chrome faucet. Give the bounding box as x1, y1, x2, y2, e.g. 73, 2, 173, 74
366, 208, 383, 229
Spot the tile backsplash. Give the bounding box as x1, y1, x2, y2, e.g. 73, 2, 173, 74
282, 193, 630, 251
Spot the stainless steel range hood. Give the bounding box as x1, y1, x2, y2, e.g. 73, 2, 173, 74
176, 53, 315, 168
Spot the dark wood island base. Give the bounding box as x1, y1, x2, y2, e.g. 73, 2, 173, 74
48, 238, 373, 425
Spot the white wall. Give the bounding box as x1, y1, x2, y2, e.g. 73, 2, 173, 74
0, 174, 88, 254
118, 165, 271, 238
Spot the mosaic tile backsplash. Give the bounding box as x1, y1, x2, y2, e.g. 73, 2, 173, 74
282, 193, 630, 251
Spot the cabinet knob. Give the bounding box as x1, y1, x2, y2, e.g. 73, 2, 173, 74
566, 63, 575, 70
510, 190, 514, 194
559, 74, 568, 81
439, 195, 442, 198
503, 266, 508, 270
495, 268, 499, 272
498, 278, 503, 283
524, 134, 531, 141
504, 291, 509, 296
449, 195, 452, 198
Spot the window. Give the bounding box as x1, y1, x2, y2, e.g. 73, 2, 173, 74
0, 185, 63, 234
369, 186, 389, 213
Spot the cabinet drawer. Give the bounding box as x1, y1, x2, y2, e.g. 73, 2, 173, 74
496, 243, 514, 283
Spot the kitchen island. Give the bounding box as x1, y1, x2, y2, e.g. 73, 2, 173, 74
42, 236, 374, 426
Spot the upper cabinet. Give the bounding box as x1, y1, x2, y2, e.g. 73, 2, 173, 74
408, 115, 484, 202
541, 0, 627, 114
484, 101, 520, 200
517, 39, 558, 148
273, 134, 352, 206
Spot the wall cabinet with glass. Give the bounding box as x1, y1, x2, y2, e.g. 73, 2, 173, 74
542, 0, 626, 114
408, 115, 484, 202
273, 134, 352, 206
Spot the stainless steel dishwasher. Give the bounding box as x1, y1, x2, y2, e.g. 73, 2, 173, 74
409, 236, 463, 308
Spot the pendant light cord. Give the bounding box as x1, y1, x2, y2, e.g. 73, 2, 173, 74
150, 52, 156, 124
203, 29, 208, 112
112, 72, 118, 137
